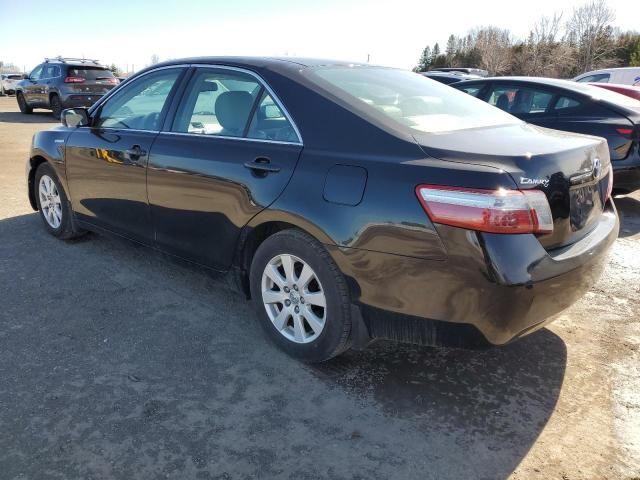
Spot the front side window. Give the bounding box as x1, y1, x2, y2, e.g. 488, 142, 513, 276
96, 68, 182, 130
172, 69, 261, 137
29, 65, 43, 81
309, 66, 519, 134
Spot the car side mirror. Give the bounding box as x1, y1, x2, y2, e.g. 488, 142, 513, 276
61, 108, 90, 128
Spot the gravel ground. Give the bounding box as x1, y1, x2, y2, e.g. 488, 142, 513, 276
0, 96, 639, 480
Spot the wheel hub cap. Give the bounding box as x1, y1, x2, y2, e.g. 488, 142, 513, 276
261, 253, 327, 344
38, 174, 62, 229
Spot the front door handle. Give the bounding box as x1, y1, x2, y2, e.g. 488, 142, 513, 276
125, 145, 147, 162
243, 157, 281, 174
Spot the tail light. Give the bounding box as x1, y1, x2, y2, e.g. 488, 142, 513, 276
616, 127, 633, 137
416, 185, 554, 234
64, 76, 85, 83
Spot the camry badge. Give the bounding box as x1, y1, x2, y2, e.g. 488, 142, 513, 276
520, 177, 550, 188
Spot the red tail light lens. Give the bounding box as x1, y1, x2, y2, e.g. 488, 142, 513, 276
616, 127, 633, 136
64, 76, 85, 83
416, 185, 554, 234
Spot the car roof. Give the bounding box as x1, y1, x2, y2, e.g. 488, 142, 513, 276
142, 56, 370, 74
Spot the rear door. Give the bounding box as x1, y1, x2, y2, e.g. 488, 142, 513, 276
65, 67, 186, 242
147, 66, 303, 269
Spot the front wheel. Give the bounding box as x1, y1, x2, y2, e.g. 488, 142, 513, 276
34, 163, 85, 239
250, 229, 352, 362
17, 92, 32, 114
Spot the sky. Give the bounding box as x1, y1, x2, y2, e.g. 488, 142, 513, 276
0, 0, 638, 74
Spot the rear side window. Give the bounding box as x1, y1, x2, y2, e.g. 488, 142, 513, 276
172, 68, 300, 142
66, 67, 114, 80
576, 73, 610, 83
96, 68, 182, 130
247, 91, 299, 142
42, 65, 60, 78
172, 69, 260, 137
487, 85, 553, 114
554, 97, 582, 111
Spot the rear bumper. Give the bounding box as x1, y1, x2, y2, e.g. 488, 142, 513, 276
329, 202, 619, 347
60, 94, 103, 108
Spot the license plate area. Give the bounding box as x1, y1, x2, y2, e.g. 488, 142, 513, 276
569, 181, 602, 232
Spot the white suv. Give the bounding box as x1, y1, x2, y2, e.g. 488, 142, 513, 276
1, 74, 23, 94
573, 67, 640, 86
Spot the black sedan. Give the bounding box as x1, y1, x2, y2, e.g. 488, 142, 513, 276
453, 77, 640, 192
26, 58, 618, 361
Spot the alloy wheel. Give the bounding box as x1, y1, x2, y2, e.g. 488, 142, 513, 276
38, 175, 63, 229
261, 254, 327, 344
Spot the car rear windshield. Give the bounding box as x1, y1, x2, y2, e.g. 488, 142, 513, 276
309, 66, 520, 133
574, 82, 640, 109
66, 66, 114, 80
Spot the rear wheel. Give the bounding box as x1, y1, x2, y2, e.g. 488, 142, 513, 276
17, 92, 32, 114
35, 163, 85, 239
50, 94, 62, 119
250, 229, 352, 362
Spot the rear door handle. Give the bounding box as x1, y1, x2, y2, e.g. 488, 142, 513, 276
125, 145, 147, 161
243, 157, 281, 173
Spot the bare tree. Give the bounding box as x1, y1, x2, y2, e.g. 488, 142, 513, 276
473, 27, 513, 75
566, 0, 616, 72
150, 54, 160, 65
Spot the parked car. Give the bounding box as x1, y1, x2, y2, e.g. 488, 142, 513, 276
16, 57, 119, 118
589, 82, 640, 101
421, 71, 482, 85
573, 67, 640, 86
430, 67, 489, 77
454, 77, 640, 193
1, 73, 23, 94
26, 58, 618, 362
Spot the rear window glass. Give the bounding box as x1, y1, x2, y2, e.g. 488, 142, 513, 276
66, 67, 114, 80
310, 66, 519, 133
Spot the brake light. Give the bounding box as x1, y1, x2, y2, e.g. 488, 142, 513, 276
64, 76, 85, 83
416, 185, 554, 234
616, 127, 633, 136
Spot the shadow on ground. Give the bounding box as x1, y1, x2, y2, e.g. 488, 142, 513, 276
0, 110, 57, 124
0, 213, 566, 480
616, 193, 640, 238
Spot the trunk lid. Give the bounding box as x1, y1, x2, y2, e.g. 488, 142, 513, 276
413, 123, 612, 249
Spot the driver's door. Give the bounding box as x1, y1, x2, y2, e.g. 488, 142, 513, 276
65, 67, 186, 242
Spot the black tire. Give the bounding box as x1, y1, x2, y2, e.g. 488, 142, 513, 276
34, 163, 85, 240
50, 94, 62, 119
17, 92, 32, 114
250, 229, 352, 362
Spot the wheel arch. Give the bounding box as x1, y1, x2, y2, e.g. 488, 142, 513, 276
27, 155, 49, 210
233, 212, 336, 299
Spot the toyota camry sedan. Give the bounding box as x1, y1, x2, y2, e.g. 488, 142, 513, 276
26, 57, 619, 362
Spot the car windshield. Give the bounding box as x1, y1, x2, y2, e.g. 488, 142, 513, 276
67, 67, 114, 80
309, 66, 520, 133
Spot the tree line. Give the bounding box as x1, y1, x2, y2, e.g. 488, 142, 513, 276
414, 0, 640, 78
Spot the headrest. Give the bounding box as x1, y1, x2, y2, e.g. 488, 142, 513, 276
215, 91, 253, 132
